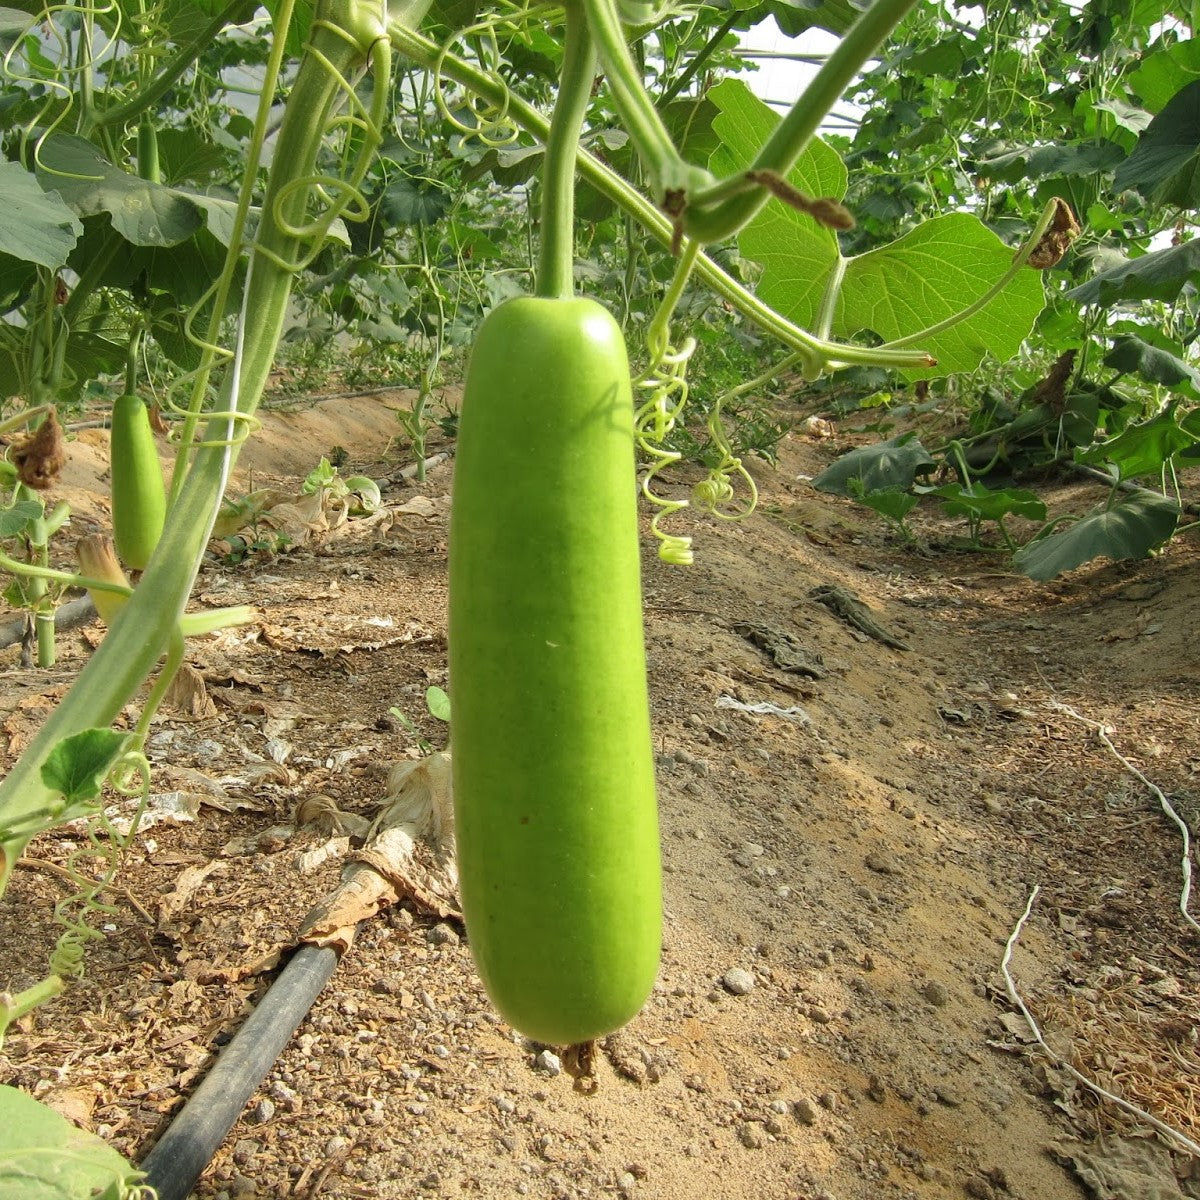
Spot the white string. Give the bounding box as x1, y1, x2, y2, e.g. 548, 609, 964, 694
1049, 700, 1200, 936
1001, 886, 1200, 1159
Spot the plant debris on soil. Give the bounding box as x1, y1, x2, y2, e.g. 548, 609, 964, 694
2, 391, 1199, 1200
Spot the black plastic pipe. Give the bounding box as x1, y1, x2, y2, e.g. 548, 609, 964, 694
139, 943, 340, 1200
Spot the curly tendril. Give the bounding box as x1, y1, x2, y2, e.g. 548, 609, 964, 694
633, 238, 761, 559
432, 5, 554, 147
4, 0, 121, 171
168, 23, 389, 462
634, 335, 696, 565
692, 397, 758, 521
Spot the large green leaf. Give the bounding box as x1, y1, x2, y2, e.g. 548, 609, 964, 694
154, 127, 232, 187
36, 134, 205, 247
812, 432, 935, 496
1066, 240, 1200, 307
920, 481, 1048, 524
709, 79, 845, 330
1129, 40, 1200, 113
0, 1084, 141, 1199
1112, 79, 1200, 208
1013, 493, 1180, 581
0, 160, 81, 270
710, 83, 1043, 376
1077, 404, 1199, 480
831, 215, 1046, 377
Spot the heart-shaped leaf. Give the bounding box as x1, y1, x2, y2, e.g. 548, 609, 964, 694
41, 728, 128, 806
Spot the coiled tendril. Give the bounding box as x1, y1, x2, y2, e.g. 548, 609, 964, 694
633, 239, 758, 562
432, 3, 556, 147
635, 332, 697, 565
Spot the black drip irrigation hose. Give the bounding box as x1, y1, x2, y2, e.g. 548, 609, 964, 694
139, 943, 341, 1200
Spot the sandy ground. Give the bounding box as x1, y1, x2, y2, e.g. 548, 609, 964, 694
1, 390, 1198, 1200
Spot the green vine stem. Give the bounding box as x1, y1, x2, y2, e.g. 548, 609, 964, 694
537, 0, 596, 299
657, 11, 740, 108
683, 0, 920, 243
0, 0, 388, 879
388, 22, 934, 376
82, 0, 250, 133
577, 0, 704, 209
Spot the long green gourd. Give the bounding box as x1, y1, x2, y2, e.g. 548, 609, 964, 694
109, 393, 167, 571
448, 0, 661, 1046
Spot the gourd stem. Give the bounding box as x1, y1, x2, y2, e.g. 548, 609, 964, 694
536, 1, 596, 300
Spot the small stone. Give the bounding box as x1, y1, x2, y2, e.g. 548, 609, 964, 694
232, 1140, 259, 1167
807, 1005, 832, 1024
618, 1173, 637, 1194
865, 850, 898, 875
922, 980, 950, 1007
494, 1095, 516, 1114
866, 1075, 886, 1103
768, 1100, 790, 1115
793, 1098, 819, 1125
933, 1084, 963, 1108
738, 1121, 767, 1149
764, 1117, 786, 1136
722, 968, 756, 996
427, 923, 460, 947
230, 1175, 257, 1199
732, 852, 754, 868
268, 1081, 300, 1111
741, 842, 765, 858
247, 1098, 275, 1124
816, 1091, 838, 1112
535, 1049, 563, 1075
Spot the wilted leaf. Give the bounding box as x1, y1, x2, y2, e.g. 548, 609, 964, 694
1066, 240, 1200, 307
1077, 404, 1199, 479
1103, 335, 1200, 397
1112, 78, 1200, 207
